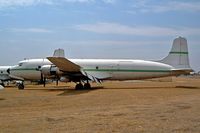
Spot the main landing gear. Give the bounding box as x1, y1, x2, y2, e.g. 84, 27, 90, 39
75, 82, 91, 90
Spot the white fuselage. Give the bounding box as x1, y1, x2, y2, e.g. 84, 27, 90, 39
76, 59, 173, 80
10, 59, 174, 81
10, 59, 51, 80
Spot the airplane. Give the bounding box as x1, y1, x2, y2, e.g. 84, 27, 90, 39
0, 66, 29, 88
0, 66, 15, 87
9, 37, 193, 90
0, 66, 11, 87
8, 49, 65, 89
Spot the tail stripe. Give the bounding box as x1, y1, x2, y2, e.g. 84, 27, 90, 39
169, 52, 188, 55
158, 37, 191, 69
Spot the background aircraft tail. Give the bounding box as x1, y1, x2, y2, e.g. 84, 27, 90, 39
53, 48, 65, 57
158, 37, 192, 70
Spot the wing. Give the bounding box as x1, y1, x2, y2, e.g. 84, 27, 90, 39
47, 57, 111, 82
47, 57, 80, 72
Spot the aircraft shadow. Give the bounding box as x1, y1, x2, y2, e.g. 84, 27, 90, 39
18, 85, 200, 96
26, 86, 71, 91
0, 98, 5, 100
57, 86, 200, 96
58, 86, 104, 96
175, 86, 200, 89
103, 86, 200, 90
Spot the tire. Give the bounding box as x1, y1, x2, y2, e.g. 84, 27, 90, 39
75, 83, 83, 90
18, 84, 24, 90
84, 83, 91, 90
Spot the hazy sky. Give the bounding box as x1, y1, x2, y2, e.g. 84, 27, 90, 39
0, 0, 199, 71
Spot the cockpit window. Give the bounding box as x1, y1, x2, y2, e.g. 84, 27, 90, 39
18, 63, 23, 66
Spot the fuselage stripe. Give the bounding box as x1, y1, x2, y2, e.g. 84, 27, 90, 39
11, 68, 171, 73
11, 68, 37, 71
83, 69, 171, 73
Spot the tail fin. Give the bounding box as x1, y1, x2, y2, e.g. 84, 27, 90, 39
159, 37, 191, 69
53, 48, 65, 57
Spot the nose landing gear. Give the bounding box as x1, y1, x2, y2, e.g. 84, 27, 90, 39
18, 84, 24, 90
17, 82, 24, 90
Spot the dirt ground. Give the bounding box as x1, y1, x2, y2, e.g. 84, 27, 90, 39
0, 77, 200, 133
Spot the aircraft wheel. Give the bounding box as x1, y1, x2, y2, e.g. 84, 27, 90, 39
75, 83, 83, 90
84, 83, 91, 90
18, 84, 24, 90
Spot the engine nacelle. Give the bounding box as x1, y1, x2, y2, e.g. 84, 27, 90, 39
41, 65, 63, 77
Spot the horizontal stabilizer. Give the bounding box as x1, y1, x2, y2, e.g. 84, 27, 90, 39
171, 69, 193, 75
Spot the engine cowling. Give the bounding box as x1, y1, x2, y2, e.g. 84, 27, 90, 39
41, 65, 63, 78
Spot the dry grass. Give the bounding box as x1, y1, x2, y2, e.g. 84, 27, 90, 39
0, 77, 200, 133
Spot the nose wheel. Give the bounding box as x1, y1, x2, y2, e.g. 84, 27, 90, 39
18, 83, 24, 90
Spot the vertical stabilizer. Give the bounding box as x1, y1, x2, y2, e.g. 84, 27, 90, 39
53, 48, 65, 57
159, 37, 191, 69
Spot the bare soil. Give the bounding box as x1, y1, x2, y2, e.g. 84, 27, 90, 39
0, 77, 200, 133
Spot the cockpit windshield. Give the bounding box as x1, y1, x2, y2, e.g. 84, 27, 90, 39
18, 63, 23, 66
